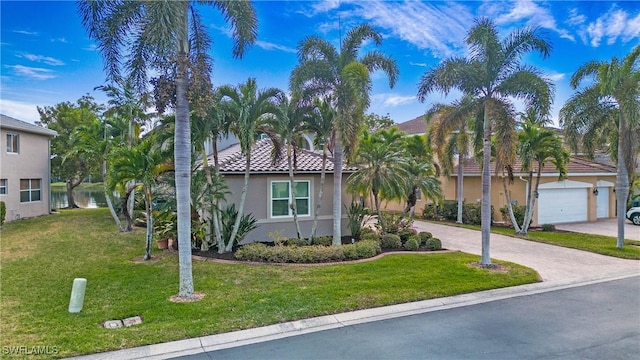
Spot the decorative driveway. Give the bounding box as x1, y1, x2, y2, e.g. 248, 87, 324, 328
555, 218, 640, 241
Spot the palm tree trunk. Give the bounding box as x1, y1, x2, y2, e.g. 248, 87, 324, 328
66, 179, 81, 209
616, 114, 629, 249
374, 191, 384, 230
520, 170, 539, 235
227, 149, 251, 253
456, 157, 464, 224
332, 138, 344, 246
309, 143, 328, 242
502, 176, 522, 233
144, 187, 153, 261
175, 44, 195, 298
122, 186, 134, 231
480, 105, 492, 266
288, 145, 302, 239
103, 159, 125, 232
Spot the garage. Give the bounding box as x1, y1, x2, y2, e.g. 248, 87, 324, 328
537, 180, 590, 224
596, 180, 613, 219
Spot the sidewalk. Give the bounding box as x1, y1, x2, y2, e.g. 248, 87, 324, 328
69, 223, 640, 360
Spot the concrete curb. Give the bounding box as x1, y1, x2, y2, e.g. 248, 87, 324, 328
67, 270, 639, 360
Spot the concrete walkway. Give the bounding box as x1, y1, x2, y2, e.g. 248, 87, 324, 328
413, 220, 640, 281
554, 218, 640, 241
69, 223, 640, 360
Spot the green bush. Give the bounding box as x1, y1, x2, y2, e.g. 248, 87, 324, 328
541, 223, 555, 232
499, 204, 529, 228
360, 227, 375, 236
462, 203, 482, 225
360, 232, 380, 242
286, 238, 308, 247
380, 234, 402, 249
421, 204, 438, 220
425, 237, 442, 251
346, 202, 368, 241
399, 229, 417, 244
311, 236, 332, 246
418, 231, 432, 245
376, 212, 413, 235
404, 236, 420, 251
234, 240, 381, 263
0, 201, 5, 227
439, 200, 458, 220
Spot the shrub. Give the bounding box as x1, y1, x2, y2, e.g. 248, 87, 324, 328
346, 202, 369, 241
221, 204, 258, 250
404, 236, 420, 251
425, 237, 442, 251
0, 201, 5, 227
311, 236, 332, 246
541, 223, 555, 232
399, 229, 417, 244
462, 203, 482, 225
360, 232, 380, 242
418, 231, 432, 245
234, 240, 380, 263
499, 204, 529, 228
353, 240, 381, 258
380, 234, 402, 249
421, 204, 438, 220
286, 238, 308, 247
377, 212, 413, 235
439, 200, 458, 220
360, 227, 375, 236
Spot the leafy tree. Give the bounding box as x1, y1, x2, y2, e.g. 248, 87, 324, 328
291, 24, 399, 245
402, 134, 442, 216
37, 96, 103, 208
364, 113, 395, 132
219, 78, 281, 253
417, 18, 553, 266
560, 45, 640, 249
79, 0, 257, 298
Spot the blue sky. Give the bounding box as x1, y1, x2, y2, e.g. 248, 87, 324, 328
1, 1, 639, 126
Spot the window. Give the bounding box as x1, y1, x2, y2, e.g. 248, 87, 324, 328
20, 179, 41, 203
416, 189, 422, 200
0, 179, 6, 195
7, 133, 19, 153
271, 180, 310, 217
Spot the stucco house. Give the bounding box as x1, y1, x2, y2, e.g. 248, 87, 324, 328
0, 114, 57, 222
390, 115, 618, 225
211, 139, 357, 243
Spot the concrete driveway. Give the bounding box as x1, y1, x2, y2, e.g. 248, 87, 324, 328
555, 218, 640, 241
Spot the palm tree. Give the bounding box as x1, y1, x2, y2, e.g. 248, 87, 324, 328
505, 122, 569, 235
402, 134, 442, 217
425, 95, 479, 223
271, 94, 313, 239
108, 137, 173, 260
290, 24, 399, 246
417, 18, 553, 266
79, 0, 257, 298
219, 78, 281, 253
347, 130, 410, 228
560, 45, 640, 249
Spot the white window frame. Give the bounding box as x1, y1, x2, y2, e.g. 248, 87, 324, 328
7, 133, 19, 153
20, 179, 41, 203
270, 180, 311, 218
0, 179, 6, 195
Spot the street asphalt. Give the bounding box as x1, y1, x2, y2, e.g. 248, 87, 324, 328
68, 222, 640, 360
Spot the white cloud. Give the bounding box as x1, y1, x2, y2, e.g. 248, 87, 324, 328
566, 8, 586, 26
547, 72, 565, 82
13, 30, 37, 36
83, 44, 99, 51
255, 40, 296, 53
372, 93, 416, 107
51, 37, 68, 43
0, 99, 43, 124
6, 65, 56, 80
409, 61, 428, 67
18, 53, 65, 66
298, 0, 342, 17
583, 6, 640, 47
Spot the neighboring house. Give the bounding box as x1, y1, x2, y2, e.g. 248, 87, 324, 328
211, 139, 357, 243
0, 114, 57, 222
386, 115, 618, 225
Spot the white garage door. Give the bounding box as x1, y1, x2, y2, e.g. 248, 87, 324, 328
538, 188, 588, 224
596, 187, 609, 218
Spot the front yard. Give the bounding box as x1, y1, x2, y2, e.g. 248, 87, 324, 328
0, 209, 539, 358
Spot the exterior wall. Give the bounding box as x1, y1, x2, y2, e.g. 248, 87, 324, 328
0, 128, 52, 222
221, 173, 352, 243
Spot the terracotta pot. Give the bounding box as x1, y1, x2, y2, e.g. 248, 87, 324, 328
156, 238, 169, 250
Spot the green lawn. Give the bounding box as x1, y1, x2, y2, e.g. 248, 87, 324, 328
50, 182, 105, 191
1, 209, 539, 358
457, 223, 640, 260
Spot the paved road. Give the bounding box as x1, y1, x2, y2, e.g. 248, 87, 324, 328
173, 276, 640, 360
413, 221, 640, 281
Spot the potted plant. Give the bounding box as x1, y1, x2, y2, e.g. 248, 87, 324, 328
154, 209, 177, 250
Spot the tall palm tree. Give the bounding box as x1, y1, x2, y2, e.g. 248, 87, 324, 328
417, 18, 553, 266
506, 121, 569, 235
347, 129, 410, 228
402, 134, 442, 217
219, 78, 281, 253
560, 45, 640, 249
425, 95, 479, 223
79, 0, 257, 298
290, 24, 399, 246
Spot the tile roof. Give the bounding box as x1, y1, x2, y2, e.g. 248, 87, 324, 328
0, 114, 57, 137
213, 139, 358, 174
396, 115, 427, 135
456, 155, 616, 176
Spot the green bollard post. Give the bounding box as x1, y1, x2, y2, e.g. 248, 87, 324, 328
68, 278, 87, 313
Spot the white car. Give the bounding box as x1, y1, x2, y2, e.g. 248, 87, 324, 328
627, 207, 640, 226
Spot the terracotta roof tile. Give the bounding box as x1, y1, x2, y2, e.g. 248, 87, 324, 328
396, 115, 427, 135
457, 155, 616, 176
214, 139, 358, 174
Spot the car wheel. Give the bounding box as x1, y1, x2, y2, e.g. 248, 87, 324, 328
632, 213, 640, 226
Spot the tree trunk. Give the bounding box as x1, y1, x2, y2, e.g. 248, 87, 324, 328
288, 144, 302, 239
456, 157, 464, 224
175, 43, 194, 298
66, 178, 82, 209
403, 187, 417, 216
502, 175, 522, 233
332, 138, 343, 246
374, 191, 384, 230
103, 159, 125, 232
480, 104, 492, 266
616, 114, 629, 249
309, 142, 328, 242
520, 170, 539, 235
122, 186, 134, 231
143, 187, 153, 261
226, 149, 251, 253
